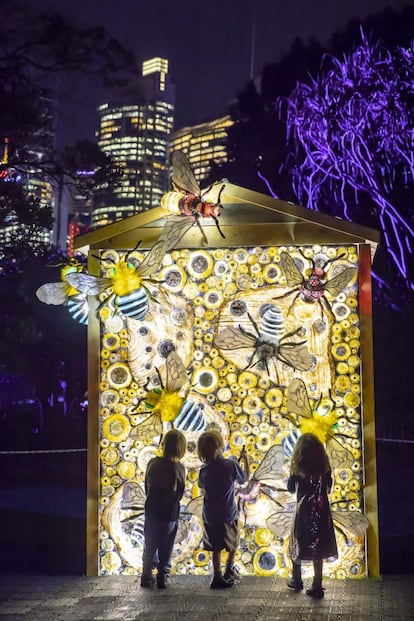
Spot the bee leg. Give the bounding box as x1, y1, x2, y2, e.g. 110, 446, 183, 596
246, 312, 261, 337
272, 357, 280, 385
320, 296, 334, 321
194, 217, 208, 245
287, 292, 301, 315
244, 351, 256, 370
95, 293, 114, 315
212, 215, 226, 238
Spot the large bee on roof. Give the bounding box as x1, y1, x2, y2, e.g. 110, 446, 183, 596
161, 150, 225, 244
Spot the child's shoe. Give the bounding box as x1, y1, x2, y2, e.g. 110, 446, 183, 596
287, 577, 303, 591
210, 574, 233, 589
224, 565, 240, 582
156, 573, 171, 589
306, 585, 325, 599
140, 575, 155, 588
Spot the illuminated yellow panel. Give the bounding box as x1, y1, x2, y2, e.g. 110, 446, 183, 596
96, 244, 367, 579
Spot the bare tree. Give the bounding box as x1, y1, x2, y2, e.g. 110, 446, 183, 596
280, 30, 414, 303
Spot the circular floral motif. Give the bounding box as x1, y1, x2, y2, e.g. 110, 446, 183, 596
102, 414, 131, 442
107, 363, 132, 389
101, 446, 120, 466
253, 547, 278, 576
193, 368, 219, 394
187, 251, 214, 279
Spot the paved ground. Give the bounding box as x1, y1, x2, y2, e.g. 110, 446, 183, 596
0, 574, 413, 621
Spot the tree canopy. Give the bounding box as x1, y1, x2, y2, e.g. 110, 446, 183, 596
208, 5, 414, 306
0, 2, 136, 273
0, 3, 137, 436
280, 30, 414, 304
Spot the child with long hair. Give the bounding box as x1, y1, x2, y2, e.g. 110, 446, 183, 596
197, 429, 247, 589
140, 429, 187, 589
287, 433, 338, 599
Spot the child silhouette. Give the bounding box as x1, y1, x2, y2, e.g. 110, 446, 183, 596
287, 433, 338, 598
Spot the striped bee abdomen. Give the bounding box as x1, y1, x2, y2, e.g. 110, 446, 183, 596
174, 400, 206, 432
116, 289, 149, 320
282, 429, 302, 457
67, 294, 89, 325
259, 305, 286, 342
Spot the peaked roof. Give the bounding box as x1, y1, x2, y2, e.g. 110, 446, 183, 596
73, 183, 380, 255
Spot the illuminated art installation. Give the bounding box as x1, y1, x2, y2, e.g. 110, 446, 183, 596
61, 173, 378, 579
36, 260, 89, 325
95, 243, 368, 579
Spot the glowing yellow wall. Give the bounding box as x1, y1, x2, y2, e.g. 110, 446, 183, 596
93, 243, 372, 579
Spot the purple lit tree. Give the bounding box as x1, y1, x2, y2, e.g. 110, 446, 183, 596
280, 31, 414, 302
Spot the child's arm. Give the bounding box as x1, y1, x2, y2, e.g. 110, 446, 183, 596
238, 445, 249, 482
233, 447, 248, 485
177, 463, 186, 500
287, 474, 297, 493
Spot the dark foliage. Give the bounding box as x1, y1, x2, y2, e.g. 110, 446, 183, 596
0, 2, 135, 273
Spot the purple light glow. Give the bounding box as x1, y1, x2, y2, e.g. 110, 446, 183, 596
280, 30, 414, 293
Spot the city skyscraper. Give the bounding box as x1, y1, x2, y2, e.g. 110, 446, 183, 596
170, 115, 233, 184
0, 88, 56, 252
93, 58, 175, 228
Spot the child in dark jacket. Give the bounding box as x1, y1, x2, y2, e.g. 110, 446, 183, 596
287, 433, 338, 599
140, 429, 187, 589
197, 429, 247, 589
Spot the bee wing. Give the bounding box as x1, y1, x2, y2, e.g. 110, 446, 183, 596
324, 267, 357, 298
171, 150, 201, 195
158, 215, 194, 252
36, 282, 68, 305
66, 272, 109, 295
130, 414, 162, 440
186, 495, 204, 517
215, 327, 256, 350
137, 240, 167, 278
280, 252, 303, 287
266, 511, 293, 539
166, 351, 188, 393
333, 510, 369, 538
327, 437, 355, 469
121, 481, 146, 511
278, 343, 312, 372
287, 378, 313, 419
253, 444, 285, 484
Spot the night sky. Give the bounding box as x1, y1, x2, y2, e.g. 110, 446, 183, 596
34, 0, 412, 147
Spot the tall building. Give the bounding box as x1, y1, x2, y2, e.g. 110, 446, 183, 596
170, 115, 233, 184
0, 127, 54, 252
93, 58, 175, 228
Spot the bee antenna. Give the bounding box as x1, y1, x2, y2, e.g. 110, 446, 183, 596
155, 366, 164, 390
91, 253, 109, 264
324, 252, 346, 268
131, 240, 142, 253
315, 393, 323, 410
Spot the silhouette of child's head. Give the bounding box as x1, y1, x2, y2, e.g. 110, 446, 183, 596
197, 429, 224, 463
290, 432, 330, 476
162, 429, 187, 460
